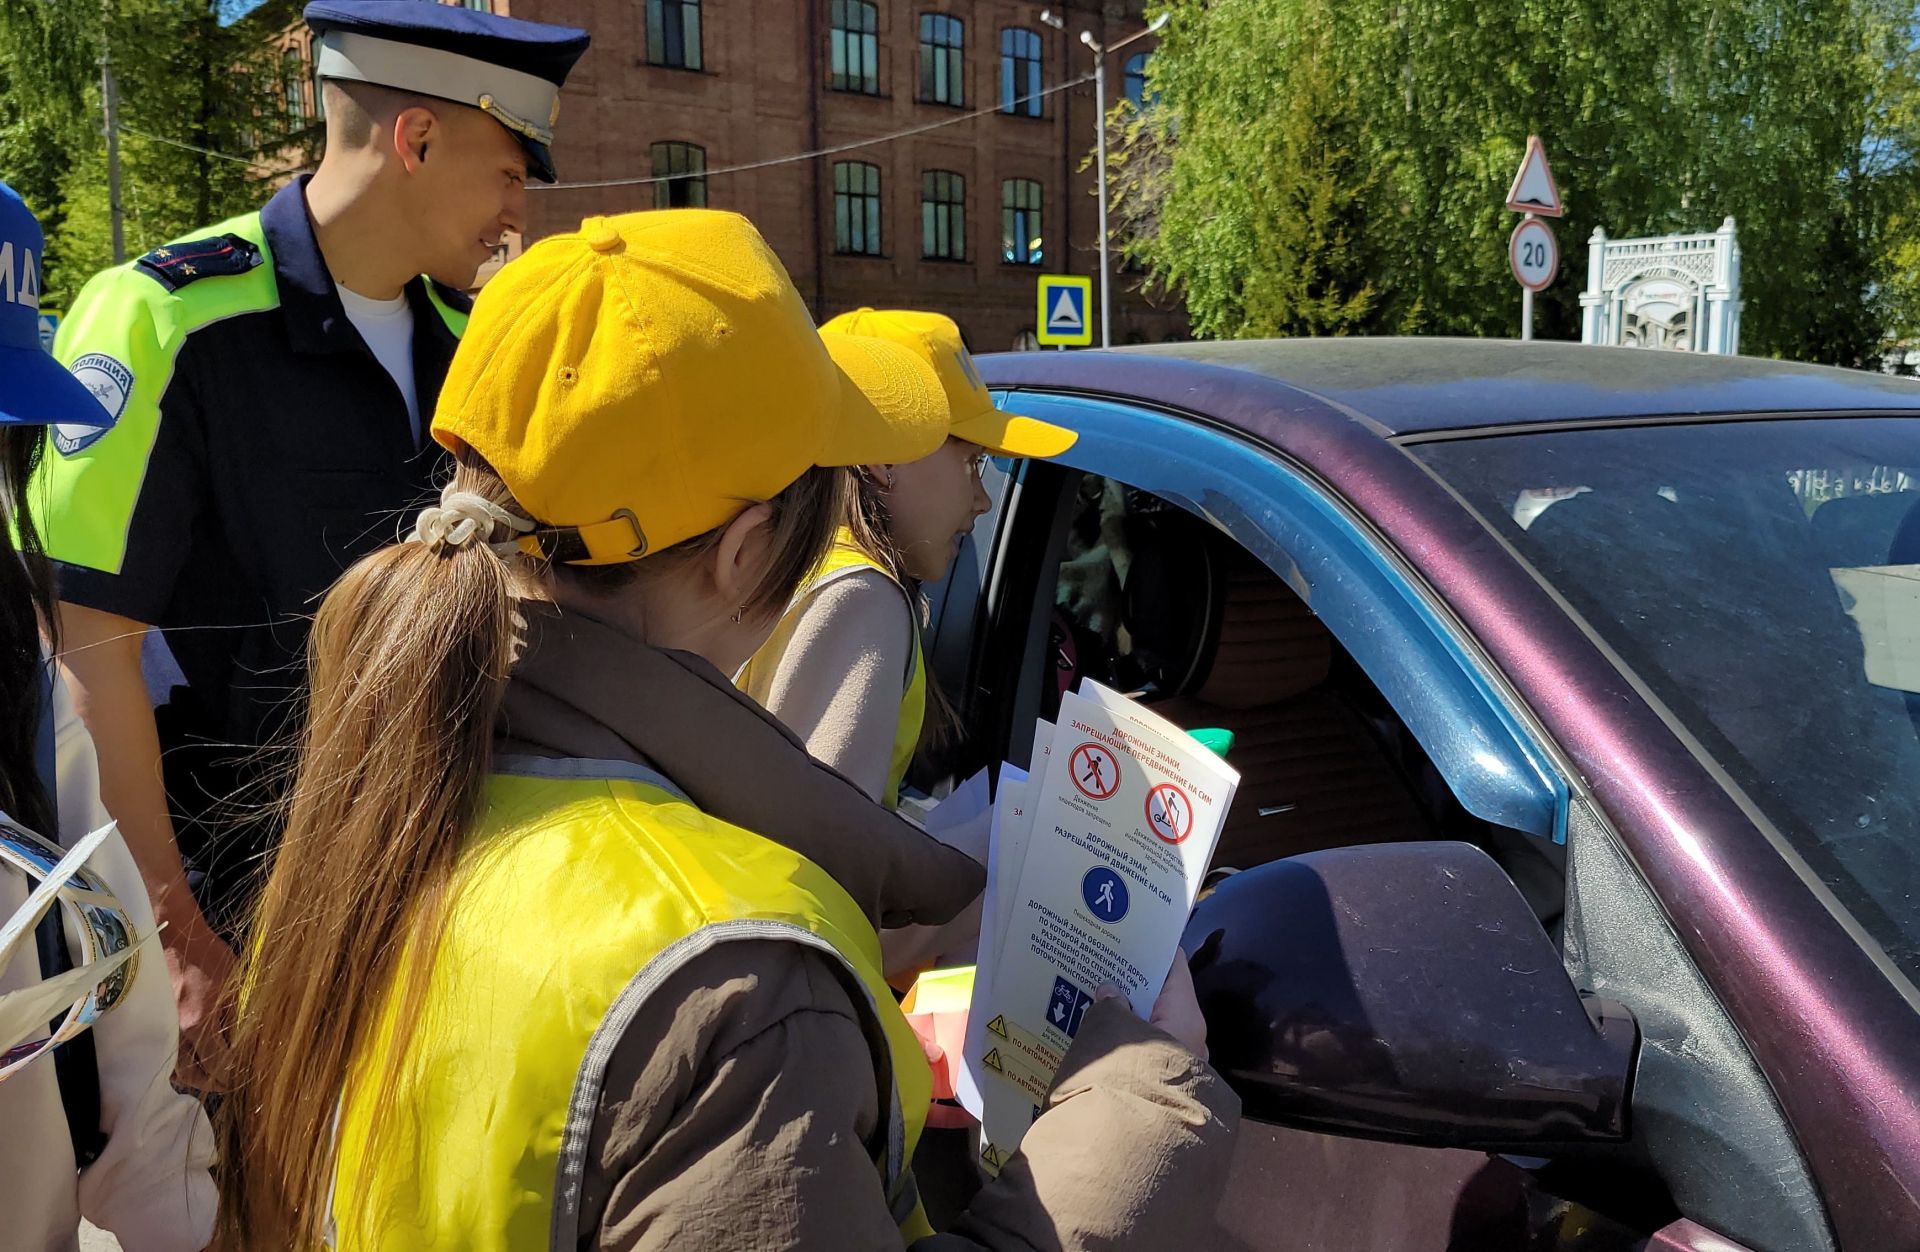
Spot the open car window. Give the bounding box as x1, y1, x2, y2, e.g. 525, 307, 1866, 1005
1019, 468, 1566, 926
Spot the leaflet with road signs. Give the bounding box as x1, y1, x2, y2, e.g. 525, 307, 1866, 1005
988, 720, 1052, 962
954, 759, 1023, 1125
960, 681, 1238, 1169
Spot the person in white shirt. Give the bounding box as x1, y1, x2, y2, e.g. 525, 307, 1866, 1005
336, 283, 422, 443
0, 179, 216, 1252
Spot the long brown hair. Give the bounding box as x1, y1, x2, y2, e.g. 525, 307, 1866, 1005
213, 450, 841, 1249
0, 424, 57, 833
839, 466, 960, 755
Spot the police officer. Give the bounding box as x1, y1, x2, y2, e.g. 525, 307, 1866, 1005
33, 0, 590, 1087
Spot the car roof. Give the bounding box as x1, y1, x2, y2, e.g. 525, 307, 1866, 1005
978, 337, 1920, 437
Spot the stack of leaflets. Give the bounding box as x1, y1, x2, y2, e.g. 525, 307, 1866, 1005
957, 680, 1239, 1170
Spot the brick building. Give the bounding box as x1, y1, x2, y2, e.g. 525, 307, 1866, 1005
271, 0, 1184, 349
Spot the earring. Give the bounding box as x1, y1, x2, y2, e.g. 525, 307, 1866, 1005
730, 606, 746, 623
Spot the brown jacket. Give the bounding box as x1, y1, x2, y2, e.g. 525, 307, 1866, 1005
498, 607, 1241, 1251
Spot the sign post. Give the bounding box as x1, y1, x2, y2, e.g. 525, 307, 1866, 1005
1509, 217, 1559, 341
1035, 275, 1094, 348
1504, 136, 1563, 342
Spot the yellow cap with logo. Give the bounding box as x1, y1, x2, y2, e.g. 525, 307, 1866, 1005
819, 309, 1077, 459
432, 212, 950, 564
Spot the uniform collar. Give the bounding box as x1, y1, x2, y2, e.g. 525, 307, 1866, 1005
260, 176, 353, 355
260, 175, 462, 366
495, 604, 985, 931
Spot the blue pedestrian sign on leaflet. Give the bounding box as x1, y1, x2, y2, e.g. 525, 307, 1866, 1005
1036, 275, 1093, 347
1081, 865, 1129, 923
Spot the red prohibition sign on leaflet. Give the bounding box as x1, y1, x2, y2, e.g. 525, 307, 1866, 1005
1069, 742, 1122, 801
1145, 782, 1194, 844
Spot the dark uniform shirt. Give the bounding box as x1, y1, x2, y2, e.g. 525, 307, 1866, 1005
34, 176, 468, 921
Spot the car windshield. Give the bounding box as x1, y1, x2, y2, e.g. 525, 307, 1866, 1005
1415, 417, 1920, 983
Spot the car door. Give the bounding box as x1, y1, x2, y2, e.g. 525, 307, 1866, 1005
915, 391, 1827, 1252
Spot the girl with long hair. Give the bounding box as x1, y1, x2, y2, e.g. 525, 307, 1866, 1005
0, 181, 215, 1252
738, 308, 1076, 810
214, 212, 1236, 1251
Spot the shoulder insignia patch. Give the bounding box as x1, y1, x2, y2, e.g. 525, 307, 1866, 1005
53, 353, 133, 456
134, 233, 263, 292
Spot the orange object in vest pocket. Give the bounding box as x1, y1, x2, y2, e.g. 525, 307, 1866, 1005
903, 965, 975, 1126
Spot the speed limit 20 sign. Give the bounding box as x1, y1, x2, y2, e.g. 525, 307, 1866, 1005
1508, 217, 1558, 291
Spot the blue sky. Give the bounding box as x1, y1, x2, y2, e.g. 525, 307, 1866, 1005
219, 0, 272, 24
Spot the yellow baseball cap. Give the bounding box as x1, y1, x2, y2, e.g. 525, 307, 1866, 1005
819, 308, 1078, 459
432, 211, 950, 564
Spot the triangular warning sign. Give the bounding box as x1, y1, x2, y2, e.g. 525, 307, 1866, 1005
981, 1142, 1003, 1169
986, 1014, 1008, 1039
982, 1048, 1004, 1073
1047, 288, 1083, 331
1504, 135, 1563, 217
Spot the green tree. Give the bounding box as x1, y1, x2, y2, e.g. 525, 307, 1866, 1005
1231, 92, 1383, 338
1143, 8, 1403, 337
1868, 15, 1920, 367
1130, 0, 1920, 363
0, 0, 294, 306
0, 0, 100, 267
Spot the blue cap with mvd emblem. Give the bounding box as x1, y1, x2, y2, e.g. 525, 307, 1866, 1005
304, 0, 591, 184
0, 182, 113, 432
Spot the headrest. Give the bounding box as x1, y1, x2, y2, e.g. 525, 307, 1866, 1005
1120, 507, 1336, 709
1191, 554, 1332, 708
1120, 507, 1220, 698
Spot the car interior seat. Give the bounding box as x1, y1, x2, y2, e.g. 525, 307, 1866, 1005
1809, 489, 1920, 570
1117, 509, 1432, 870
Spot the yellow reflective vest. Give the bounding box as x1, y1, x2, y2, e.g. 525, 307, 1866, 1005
329, 758, 933, 1249
740, 529, 927, 809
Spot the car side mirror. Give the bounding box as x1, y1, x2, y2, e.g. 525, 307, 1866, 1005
1183, 841, 1636, 1150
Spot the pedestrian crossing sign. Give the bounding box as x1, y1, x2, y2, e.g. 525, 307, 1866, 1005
1036, 275, 1093, 346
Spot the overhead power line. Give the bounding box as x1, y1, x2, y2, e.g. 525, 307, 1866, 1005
107, 73, 1095, 192
117, 122, 304, 176
533, 73, 1096, 193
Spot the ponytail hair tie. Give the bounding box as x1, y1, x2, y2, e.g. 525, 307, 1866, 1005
405, 491, 536, 557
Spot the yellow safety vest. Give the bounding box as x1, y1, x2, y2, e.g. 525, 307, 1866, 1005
330, 758, 934, 1250
740, 529, 926, 809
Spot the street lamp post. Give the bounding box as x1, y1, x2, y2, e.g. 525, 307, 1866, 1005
1082, 30, 1111, 349
1068, 13, 1167, 349
99, 0, 124, 265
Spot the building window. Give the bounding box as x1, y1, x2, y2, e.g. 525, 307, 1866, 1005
1000, 27, 1042, 116
922, 170, 965, 260
1124, 52, 1152, 107
651, 142, 708, 209
461, 0, 492, 10
831, 1, 880, 95
834, 161, 882, 255
919, 14, 963, 106
1002, 178, 1042, 264
283, 45, 307, 127
647, 0, 703, 71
